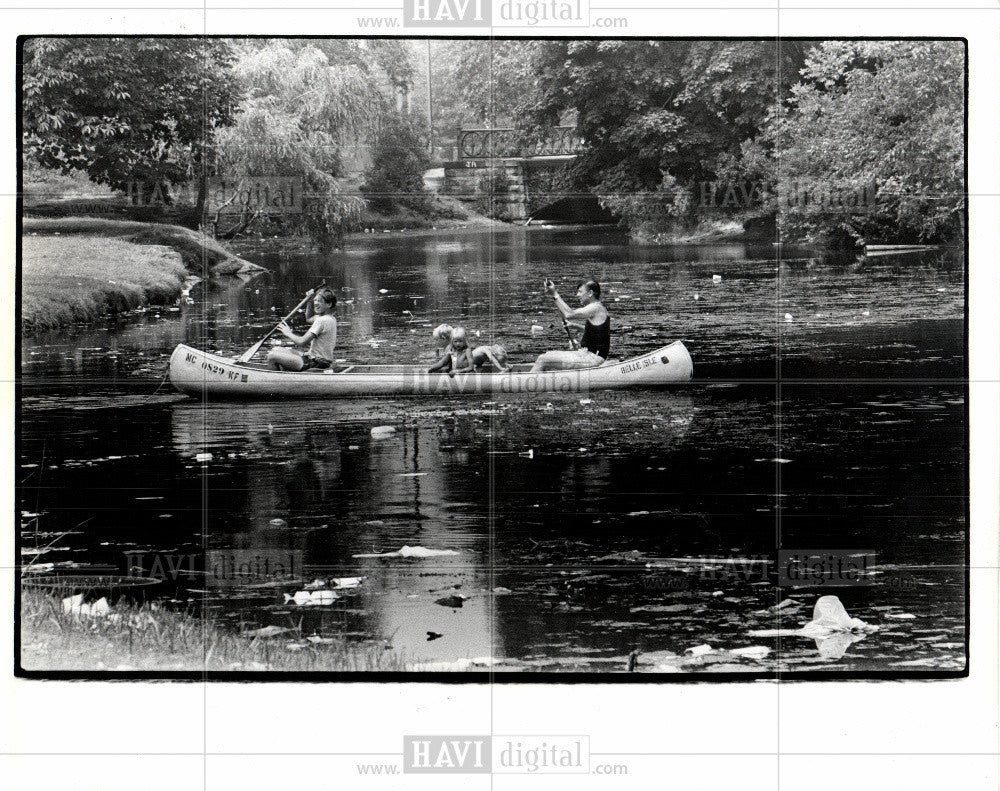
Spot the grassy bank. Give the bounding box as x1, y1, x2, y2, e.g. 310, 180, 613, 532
22, 235, 191, 332
19, 589, 405, 672
358, 193, 501, 233
23, 216, 264, 277
21, 218, 267, 332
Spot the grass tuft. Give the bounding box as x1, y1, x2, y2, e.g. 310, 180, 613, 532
20, 589, 407, 672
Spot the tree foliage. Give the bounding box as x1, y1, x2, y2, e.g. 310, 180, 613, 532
520, 40, 806, 239
22, 37, 238, 192
772, 41, 965, 243
214, 42, 388, 247
361, 114, 431, 213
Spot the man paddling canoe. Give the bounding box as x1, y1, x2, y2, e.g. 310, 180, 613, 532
530, 278, 610, 372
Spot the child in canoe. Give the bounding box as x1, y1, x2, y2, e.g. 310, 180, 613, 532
432, 324, 454, 359
470, 344, 508, 371
267, 287, 338, 371
428, 327, 474, 374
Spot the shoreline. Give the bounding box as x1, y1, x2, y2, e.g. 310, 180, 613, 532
21, 217, 266, 333
19, 588, 407, 673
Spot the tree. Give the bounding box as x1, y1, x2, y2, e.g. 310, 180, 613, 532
520, 40, 806, 239
22, 37, 238, 216
361, 114, 431, 213
213, 42, 388, 248
773, 41, 965, 244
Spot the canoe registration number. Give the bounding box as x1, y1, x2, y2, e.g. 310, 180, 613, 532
185, 352, 248, 383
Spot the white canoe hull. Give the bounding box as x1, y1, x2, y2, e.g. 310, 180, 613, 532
168, 341, 693, 399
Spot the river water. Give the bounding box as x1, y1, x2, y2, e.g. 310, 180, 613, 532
19, 226, 967, 674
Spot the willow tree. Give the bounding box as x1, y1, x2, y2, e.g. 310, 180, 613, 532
213, 43, 388, 248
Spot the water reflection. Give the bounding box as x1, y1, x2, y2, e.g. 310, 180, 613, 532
19, 226, 967, 672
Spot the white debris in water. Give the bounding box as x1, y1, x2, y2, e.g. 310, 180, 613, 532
519, 449, 534, 459
730, 646, 770, 660
684, 644, 715, 656
579, 399, 593, 405
531, 324, 544, 334
712, 274, 722, 283
749, 595, 877, 638
331, 576, 364, 589
371, 425, 396, 438
195, 452, 213, 462
885, 612, 916, 620
379, 288, 389, 294
693, 293, 700, 300
784, 313, 794, 322
284, 590, 339, 606
62, 594, 110, 618
352, 545, 461, 558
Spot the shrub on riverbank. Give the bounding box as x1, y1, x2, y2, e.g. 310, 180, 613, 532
21, 235, 191, 332
19, 589, 405, 672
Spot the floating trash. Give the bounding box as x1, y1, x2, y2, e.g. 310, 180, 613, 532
684, 644, 715, 657
371, 425, 396, 439
712, 274, 722, 283
269, 518, 288, 528
62, 594, 110, 618
284, 590, 339, 606
331, 576, 364, 589
435, 594, 466, 608
784, 313, 794, 322
195, 452, 213, 463
729, 646, 770, 660
749, 595, 877, 639
353, 545, 461, 559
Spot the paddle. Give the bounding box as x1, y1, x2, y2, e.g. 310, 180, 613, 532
237, 281, 326, 363
544, 278, 579, 350
560, 315, 580, 350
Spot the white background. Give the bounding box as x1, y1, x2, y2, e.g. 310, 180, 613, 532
2, 3, 998, 789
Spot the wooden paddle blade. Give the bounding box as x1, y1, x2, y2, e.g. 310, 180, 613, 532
237, 340, 266, 363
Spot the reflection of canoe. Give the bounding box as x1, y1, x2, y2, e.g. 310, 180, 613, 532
168, 341, 693, 399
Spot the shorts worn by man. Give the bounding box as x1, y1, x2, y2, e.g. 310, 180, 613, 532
530, 279, 611, 372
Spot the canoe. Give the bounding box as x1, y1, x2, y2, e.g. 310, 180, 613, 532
168, 341, 693, 399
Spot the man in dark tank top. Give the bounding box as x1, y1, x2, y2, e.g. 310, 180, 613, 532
530, 278, 611, 372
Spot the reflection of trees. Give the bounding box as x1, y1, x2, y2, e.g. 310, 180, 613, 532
170, 403, 500, 660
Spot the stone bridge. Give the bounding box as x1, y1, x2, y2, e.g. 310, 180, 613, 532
441, 127, 585, 220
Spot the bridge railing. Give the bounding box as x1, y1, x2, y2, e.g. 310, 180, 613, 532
457, 126, 584, 160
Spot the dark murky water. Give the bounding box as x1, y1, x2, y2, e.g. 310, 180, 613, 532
19, 226, 967, 673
